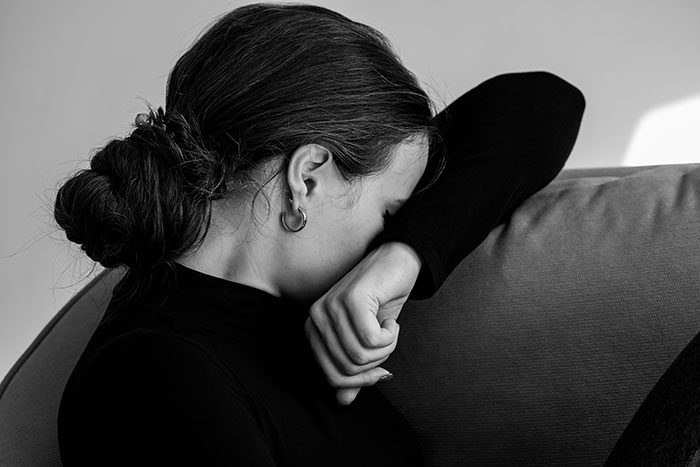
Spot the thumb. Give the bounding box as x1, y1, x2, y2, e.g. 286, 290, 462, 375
374, 318, 399, 348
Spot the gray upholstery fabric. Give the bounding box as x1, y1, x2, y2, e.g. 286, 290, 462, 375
380, 162, 700, 466
1, 163, 698, 466
0, 268, 125, 467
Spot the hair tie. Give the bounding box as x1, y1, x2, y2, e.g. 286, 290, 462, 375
134, 113, 152, 127
134, 107, 167, 131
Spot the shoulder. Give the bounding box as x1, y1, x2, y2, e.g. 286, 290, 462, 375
72, 331, 266, 445
60, 333, 277, 465
96, 329, 219, 368
90, 329, 238, 397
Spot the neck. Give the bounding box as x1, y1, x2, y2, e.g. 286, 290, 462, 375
173, 196, 286, 299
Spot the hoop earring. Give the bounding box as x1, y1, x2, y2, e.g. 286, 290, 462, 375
280, 199, 307, 233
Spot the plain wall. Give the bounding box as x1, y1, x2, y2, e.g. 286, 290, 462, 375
2, 0, 699, 380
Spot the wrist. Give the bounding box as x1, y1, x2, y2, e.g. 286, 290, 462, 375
380, 242, 423, 277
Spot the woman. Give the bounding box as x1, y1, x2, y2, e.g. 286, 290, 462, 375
55, 3, 585, 466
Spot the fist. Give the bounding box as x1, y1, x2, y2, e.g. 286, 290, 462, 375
304, 242, 422, 405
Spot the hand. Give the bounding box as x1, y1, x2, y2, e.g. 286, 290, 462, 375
304, 242, 422, 405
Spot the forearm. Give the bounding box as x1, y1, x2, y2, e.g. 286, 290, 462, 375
377, 241, 423, 281
367, 71, 586, 299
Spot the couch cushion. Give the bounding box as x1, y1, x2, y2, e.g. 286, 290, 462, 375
0, 267, 125, 467
380, 163, 700, 466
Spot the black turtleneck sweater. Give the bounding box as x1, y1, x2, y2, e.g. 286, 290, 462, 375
57, 71, 585, 466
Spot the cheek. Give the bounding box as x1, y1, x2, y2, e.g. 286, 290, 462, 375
324, 202, 384, 263
291, 200, 385, 300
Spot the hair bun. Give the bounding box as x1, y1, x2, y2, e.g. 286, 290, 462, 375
54, 137, 151, 271
54, 113, 216, 274
54, 145, 135, 268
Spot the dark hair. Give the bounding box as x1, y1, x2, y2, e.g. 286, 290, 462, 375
54, 2, 445, 313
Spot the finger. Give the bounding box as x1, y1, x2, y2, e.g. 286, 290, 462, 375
323, 305, 400, 369
313, 315, 391, 376
305, 319, 393, 389
341, 292, 399, 349
309, 306, 370, 374
329, 309, 398, 367
336, 387, 361, 406
307, 317, 391, 383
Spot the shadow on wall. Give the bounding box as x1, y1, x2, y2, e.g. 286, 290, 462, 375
623, 93, 700, 166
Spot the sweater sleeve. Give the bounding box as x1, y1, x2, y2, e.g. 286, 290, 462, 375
366, 71, 586, 300
66, 331, 277, 467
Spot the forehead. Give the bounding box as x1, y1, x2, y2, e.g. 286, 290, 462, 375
382, 135, 430, 188
352, 134, 429, 206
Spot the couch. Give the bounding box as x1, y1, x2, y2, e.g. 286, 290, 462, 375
1, 162, 699, 466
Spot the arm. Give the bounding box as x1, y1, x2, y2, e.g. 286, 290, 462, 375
67, 332, 276, 466
367, 70, 586, 299
308, 71, 586, 404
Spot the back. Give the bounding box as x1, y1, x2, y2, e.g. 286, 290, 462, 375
57, 262, 423, 467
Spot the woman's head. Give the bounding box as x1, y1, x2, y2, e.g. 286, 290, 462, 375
54, 3, 443, 306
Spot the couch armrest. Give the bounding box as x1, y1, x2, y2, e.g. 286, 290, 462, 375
380, 162, 700, 466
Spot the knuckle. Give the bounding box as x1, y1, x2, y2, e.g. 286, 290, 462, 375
330, 294, 345, 308
309, 303, 322, 318
338, 362, 357, 377
329, 298, 348, 321
349, 349, 371, 366
326, 292, 342, 309
309, 305, 325, 325
327, 303, 344, 325
343, 288, 364, 309
326, 373, 343, 388
361, 332, 379, 348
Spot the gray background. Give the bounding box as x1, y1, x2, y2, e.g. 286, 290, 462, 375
2, 0, 699, 381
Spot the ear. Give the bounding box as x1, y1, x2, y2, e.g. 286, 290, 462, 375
285, 143, 336, 210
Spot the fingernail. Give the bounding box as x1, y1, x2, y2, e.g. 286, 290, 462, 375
378, 373, 394, 383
